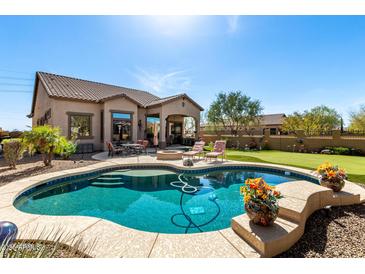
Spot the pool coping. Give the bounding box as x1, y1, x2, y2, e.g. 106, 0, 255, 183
1, 158, 365, 258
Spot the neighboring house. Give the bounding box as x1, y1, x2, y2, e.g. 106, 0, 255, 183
260, 113, 286, 135
28, 72, 203, 150
200, 113, 286, 135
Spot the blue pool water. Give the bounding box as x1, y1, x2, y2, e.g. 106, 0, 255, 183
14, 168, 309, 234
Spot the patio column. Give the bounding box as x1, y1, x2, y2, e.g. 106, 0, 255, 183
159, 114, 167, 148
194, 115, 200, 141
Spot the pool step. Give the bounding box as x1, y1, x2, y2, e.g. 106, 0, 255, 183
231, 214, 303, 258
90, 181, 125, 188
100, 170, 131, 177
95, 177, 124, 182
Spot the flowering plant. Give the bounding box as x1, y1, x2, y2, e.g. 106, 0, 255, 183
316, 162, 347, 192
240, 178, 282, 226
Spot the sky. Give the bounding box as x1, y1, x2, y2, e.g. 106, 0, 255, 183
0, 16, 365, 130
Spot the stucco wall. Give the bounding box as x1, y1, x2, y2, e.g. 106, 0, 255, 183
159, 98, 201, 146
137, 107, 146, 140
32, 82, 54, 127
103, 97, 139, 147
51, 98, 103, 150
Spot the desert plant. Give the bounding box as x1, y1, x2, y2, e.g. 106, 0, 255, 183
23, 125, 65, 166
349, 105, 365, 131
206, 91, 263, 136
57, 138, 77, 160
1, 138, 25, 169
0, 226, 95, 258
282, 105, 341, 135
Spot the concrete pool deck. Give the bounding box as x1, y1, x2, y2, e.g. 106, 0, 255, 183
0, 153, 364, 258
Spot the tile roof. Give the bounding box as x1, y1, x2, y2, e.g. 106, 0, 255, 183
260, 113, 286, 125
29, 72, 204, 116
37, 71, 160, 106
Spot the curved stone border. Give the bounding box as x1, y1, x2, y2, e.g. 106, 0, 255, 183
232, 179, 365, 257
1, 158, 364, 258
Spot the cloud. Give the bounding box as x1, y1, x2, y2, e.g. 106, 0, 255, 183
227, 16, 239, 33
131, 67, 191, 96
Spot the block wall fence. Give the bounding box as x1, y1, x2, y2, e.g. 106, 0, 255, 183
199, 129, 365, 154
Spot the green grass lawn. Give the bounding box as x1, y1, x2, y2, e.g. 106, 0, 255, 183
223, 149, 365, 185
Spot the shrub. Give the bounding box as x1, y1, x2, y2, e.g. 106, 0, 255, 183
325, 146, 351, 155
9, 130, 23, 138
23, 125, 67, 166
1, 138, 25, 169
262, 140, 270, 150
183, 158, 194, 167
57, 138, 77, 160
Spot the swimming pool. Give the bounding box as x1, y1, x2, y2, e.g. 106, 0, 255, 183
14, 166, 317, 234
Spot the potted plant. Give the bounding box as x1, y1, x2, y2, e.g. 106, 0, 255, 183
240, 178, 282, 226
316, 162, 347, 192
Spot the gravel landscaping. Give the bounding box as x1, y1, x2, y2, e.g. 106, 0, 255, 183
279, 204, 365, 258
0, 153, 98, 187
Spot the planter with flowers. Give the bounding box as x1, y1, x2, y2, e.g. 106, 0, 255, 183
316, 162, 347, 192
240, 178, 283, 226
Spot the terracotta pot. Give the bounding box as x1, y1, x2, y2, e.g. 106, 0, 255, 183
320, 178, 345, 192
245, 202, 278, 226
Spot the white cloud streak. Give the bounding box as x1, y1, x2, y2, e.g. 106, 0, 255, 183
131, 67, 191, 96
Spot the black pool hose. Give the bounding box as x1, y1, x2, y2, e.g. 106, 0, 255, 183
170, 189, 221, 234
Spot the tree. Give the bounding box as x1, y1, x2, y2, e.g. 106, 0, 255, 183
349, 105, 365, 131
23, 125, 72, 166
206, 91, 263, 135
282, 105, 341, 135
183, 117, 196, 138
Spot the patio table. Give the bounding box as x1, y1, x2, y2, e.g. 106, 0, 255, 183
121, 143, 145, 155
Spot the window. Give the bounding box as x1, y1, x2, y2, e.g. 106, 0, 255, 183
112, 113, 131, 119
112, 112, 132, 142
270, 128, 277, 135
68, 113, 92, 139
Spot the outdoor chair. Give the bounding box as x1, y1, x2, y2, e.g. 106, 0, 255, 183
182, 141, 205, 159
106, 141, 126, 157
205, 140, 226, 162
136, 140, 149, 154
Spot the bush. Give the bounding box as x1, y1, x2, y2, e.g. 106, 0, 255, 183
183, 158, 194, 167
262, 140, 270, 150
1, 138, 25, 169
57, 138, 77, 160
325, 147, 351, 155
23, 125, 73, 166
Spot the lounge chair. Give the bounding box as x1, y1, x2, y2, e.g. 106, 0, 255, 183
182, 141, 205, 159
106, 141, 126, 157
205, 140, 226, 162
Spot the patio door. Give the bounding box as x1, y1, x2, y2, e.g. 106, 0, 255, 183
112, 112, 132, 142
169, 122, 183, 144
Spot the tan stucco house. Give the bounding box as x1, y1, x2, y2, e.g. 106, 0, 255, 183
28, 72, 203, 151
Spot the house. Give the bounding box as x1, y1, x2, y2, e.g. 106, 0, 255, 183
28, 72, 203, 151
260, 113, 286, 135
